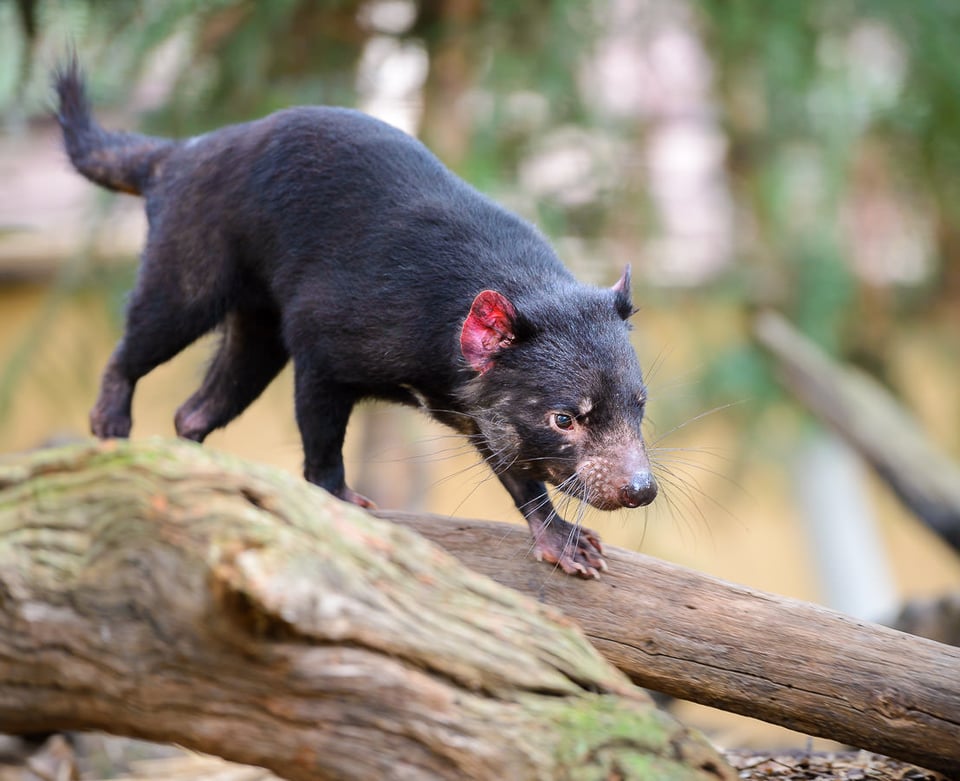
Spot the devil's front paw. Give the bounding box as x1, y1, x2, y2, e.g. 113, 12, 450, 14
532, 519, 607, 579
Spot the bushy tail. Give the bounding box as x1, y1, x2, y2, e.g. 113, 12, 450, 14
53, 55, 174, 196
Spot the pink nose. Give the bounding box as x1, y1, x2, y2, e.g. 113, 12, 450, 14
619, 471, 658, 508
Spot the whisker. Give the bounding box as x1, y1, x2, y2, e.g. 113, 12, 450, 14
648, 400, 748, 449
649, 471, 703, 546
517, 490, 553, 516
655, 460, 743, 528
635, 504, 651, 549
650, 453, 745, 492
443, 459, 515, 518
426, 456, 490, 492
650, 444, 734, 460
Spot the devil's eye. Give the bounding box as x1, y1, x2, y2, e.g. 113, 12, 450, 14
552, 412, 575, 431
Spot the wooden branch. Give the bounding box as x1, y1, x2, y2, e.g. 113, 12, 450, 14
389, 513, 960, 777
4, 439, 958, 777
754, 309, 960, 552
0, 439, 733, 781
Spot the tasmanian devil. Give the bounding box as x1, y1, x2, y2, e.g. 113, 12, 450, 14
54, 59, 658, 578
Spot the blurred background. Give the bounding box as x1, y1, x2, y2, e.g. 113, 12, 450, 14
1, 0, 959, 750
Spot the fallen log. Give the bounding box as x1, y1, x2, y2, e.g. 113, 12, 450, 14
390, 512, 960, 777
0, 438, 732, 781
3, 439, 959, 776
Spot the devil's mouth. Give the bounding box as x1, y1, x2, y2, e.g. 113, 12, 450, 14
551, 479, 625, 511
547, 466, 635, 512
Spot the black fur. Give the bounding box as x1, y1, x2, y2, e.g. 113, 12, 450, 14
54, 59, 657, 577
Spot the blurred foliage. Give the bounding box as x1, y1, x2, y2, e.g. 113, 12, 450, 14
2, 0, 960, 445
696, 0, 960, 430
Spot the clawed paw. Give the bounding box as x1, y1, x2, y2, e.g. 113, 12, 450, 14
90, 409, 132, 439
533, 523, 607, 579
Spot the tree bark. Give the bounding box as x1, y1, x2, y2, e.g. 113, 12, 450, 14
3, 439, 959, 777
390, 512, 960, 777
0, 438, 732, 781
754, 309, 960, 553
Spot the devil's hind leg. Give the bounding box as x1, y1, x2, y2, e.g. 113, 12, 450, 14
91, 239, 230, 438
92, 291, 222, 437
175, 307, 288, 442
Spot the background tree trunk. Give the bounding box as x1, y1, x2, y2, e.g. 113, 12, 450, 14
754, 309, 960, 553
0, 438, 732, 781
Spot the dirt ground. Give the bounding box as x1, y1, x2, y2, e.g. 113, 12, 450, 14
0, 733, 948, 781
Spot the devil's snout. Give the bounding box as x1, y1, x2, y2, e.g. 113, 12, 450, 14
619, 470, 658, 508
575, 439, 659, 511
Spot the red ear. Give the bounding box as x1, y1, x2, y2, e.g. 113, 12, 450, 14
460, 290, 517, 373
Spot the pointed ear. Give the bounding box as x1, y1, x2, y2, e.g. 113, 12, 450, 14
612, 264, 636, 320
460, 290, 518, 374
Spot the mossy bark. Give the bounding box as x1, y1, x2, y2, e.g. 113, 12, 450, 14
0, 438, 732, 781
